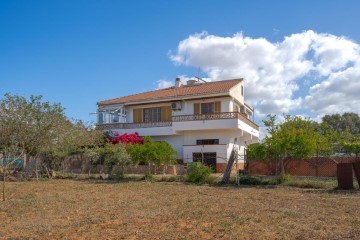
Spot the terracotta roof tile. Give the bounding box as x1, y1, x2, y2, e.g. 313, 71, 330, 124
98, 78, 243, 105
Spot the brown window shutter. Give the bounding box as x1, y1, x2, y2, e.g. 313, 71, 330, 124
161, 106, 166, 122
133, 108, 143, 123
194, 103, 200, 114
133, 109, 138, 123
215, 101, 221, 113
165, 106, 172, 121
161, 106, 171, 121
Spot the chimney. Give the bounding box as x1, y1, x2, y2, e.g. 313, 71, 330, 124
175, 77, 182, 87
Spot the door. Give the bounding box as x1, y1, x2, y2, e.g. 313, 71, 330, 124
193, 152, 217, 172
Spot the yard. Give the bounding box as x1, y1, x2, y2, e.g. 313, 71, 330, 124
1, 179, 360, 239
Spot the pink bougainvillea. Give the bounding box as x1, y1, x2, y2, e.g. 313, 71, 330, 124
110, 132, 143, 145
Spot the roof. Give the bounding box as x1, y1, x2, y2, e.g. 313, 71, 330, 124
98, 78, 243, 105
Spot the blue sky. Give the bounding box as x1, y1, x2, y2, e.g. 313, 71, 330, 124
1, 0, 360, 125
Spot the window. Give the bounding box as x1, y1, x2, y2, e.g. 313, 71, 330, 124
143, 107, 161, 122
241, 85, 244, 96
201, 102, 215, 114
194, 101, 221, 114
98, 113, 104, 124
112, 112, 119, 122
196, 139, 219, 145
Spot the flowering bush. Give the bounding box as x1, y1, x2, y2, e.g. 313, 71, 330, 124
109, 132, 143, 145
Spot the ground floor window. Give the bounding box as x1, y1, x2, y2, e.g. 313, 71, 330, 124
193, 152, 217, 172
196, 139, 219, 145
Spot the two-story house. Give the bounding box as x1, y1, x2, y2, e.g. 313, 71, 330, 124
96, 78, 259, 173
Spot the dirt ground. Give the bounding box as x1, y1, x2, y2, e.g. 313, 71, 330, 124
1, 180, 360, 240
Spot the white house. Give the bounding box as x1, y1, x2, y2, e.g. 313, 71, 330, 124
96, 78, 259, 172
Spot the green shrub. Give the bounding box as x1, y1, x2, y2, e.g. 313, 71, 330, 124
143, 173, 154, 181
276, 174, 292, 184
112, 167, 125, 180
239, 175, 265, 185
186, 162, 212, 183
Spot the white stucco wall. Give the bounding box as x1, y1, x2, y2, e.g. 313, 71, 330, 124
229, 82, 245, 104
111, 126, 174, 137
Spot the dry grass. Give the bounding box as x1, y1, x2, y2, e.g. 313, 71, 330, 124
1, 180, 360, 239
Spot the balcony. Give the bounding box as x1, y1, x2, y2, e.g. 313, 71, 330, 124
172, 112, 258, 130
97, 112, 259, 131
96, 121, 172, 131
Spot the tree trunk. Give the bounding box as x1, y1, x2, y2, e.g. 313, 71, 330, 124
2, 166, 5, 201
43, 164, 51, 179
280, 158, 285, 175
35, 158, 39, 181
148, 162, 151, 175
23, 153, 27, 169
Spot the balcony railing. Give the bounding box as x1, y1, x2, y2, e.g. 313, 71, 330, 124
96, 121, 172, 130
172, 112, 259, 130
172, 111, 238, 122
97, 112, 259, 131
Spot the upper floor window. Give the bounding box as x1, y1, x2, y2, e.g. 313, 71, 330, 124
201, 102, 215, 114
133, 106, 171, 123
143, 107, 161, 123
241, 85, 244, 96
194, 101, 221, 114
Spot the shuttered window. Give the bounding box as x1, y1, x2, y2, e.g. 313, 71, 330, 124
143, 107, 161, 122
195, 101, 221, 114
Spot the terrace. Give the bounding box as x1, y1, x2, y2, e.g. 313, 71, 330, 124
96, 111, 259, 131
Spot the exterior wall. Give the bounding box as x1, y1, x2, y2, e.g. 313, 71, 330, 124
217, 163, 244, 174
111, 126, 174, 137
247, 157, 355, 177
172, 118, 239, 132
229, 83, 245, 104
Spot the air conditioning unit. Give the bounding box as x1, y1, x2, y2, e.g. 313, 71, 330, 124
171, 102, 182, 110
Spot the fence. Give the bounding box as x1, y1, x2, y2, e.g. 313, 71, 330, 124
247, 156, 356, 177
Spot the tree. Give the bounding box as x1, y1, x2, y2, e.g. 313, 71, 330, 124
247, 115, 332, 175
322, 112, 360, 135
127, 136, 177, 175
153, 141, 177, 174
46, 120, 104, 173
342, 134, 360, 160
0, 145, 23, 201
98, 143, 131, 178
0, 93, 67, 200
0, 93, 66, 168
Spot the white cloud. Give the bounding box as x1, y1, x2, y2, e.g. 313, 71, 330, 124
170, 30, 360, 118
304, 59, 360, 114
156, 79, 173, 89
